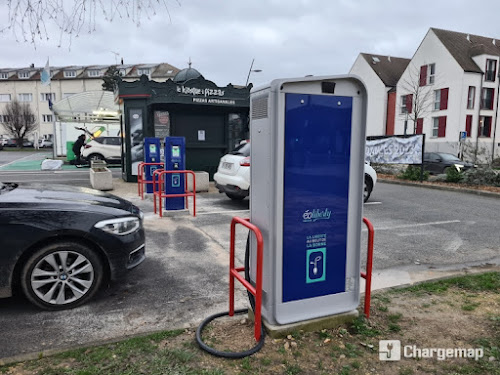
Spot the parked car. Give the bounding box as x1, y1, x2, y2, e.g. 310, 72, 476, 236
82, 136, 122, 163
38, 139, 53, 148
423, 152, 476, 174
0, 182, 145, 310
0, 138, 9, 147
214, 142, 377, 202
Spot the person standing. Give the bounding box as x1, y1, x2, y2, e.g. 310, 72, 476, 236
72, 134, 86, 167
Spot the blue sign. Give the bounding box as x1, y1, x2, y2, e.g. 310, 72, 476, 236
164, 137, 186, 210
282, 93, 351, 302
460, 131, 467, 140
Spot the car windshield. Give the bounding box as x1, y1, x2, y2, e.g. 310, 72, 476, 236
439, 153, 461, 162
230, 142, 250, 157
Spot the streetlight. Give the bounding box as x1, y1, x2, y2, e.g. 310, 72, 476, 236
245, 58, 262, 86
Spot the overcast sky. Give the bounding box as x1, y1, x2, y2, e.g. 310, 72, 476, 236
1, 0, 499, 87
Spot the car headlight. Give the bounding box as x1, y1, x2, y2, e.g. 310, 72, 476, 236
95, 217, 140, 236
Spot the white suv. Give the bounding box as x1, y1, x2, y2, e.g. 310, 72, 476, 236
82, 136, 122, 163
214, 141, 377, 202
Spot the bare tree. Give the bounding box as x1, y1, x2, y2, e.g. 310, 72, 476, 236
1, 100, 38, 147
1, 0, 179, 47
399, 63, 434, 134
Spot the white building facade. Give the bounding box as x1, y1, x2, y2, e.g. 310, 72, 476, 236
350, 54, 410, 136
395, 28, 500, 161
0, 63, 179, 140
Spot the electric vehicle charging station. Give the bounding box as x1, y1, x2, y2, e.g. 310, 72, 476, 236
164, 136, 186, 210
249, 75, 367, 325
144, 137, 162, 193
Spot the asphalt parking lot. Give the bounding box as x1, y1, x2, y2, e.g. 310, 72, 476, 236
0, 172, 499, 362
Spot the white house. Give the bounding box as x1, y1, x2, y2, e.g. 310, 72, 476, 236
395, 28, 500, 161
350, 53, 410, 136
0, 63, 179, 140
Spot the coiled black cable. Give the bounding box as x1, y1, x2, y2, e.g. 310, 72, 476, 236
195, 235, 265, 358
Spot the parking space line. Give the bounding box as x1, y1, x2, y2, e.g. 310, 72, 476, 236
373, 220, 461, 231
364, 201, 382, 205
197, 209, 250, 215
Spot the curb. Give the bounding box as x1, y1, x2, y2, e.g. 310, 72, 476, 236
379, 178, 500, 198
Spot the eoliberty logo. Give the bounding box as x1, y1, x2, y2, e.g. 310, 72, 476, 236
302, 208, 332, 223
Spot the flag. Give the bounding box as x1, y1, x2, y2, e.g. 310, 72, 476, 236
41, 59, 50, 86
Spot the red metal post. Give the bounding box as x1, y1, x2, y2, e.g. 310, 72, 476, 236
228, 217, 264, 342
152, 170, 196, 218
362, 217, 374, 319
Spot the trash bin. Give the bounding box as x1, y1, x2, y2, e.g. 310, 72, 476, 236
66, 141, 75, 161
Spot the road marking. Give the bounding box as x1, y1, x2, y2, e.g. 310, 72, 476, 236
373, 220, 461, 231
364, 201, 382, 205
197, 209, 250, 215
0, 153, 42, 168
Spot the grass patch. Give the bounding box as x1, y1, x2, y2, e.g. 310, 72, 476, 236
349, 316, 380, 337
461, 301, 481, 311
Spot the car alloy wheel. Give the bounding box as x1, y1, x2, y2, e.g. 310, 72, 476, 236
364, 175, 373, 203
21, 242, 103, 310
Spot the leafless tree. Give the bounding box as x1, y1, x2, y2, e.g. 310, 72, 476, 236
399, 63, 434, 134
1, 100, 38, 147
1, 0, 180, 47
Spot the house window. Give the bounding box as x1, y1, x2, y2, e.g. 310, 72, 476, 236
434, 90, 441, 110
0, 73, 8, 79
0, 94, 11, 102
64, 70, 76, 78
18, 93, 33, 102
481, 88, 494, 109
137, 68, 150, 76
465, 115, 473, 137
478, 116, 492, 137
40, 93, 56, 102
432, 116, 447, 138
119, 69, 126, 76
485, 59, 497, 82
42, 114, 53, 122
167, 69, 173, 74
467, 86, 475, 109
400, 94, 412, 114
416, 118, 423, 134
428, 63, 435, 84
88, 69, 101, 77
18, 71, 30, 79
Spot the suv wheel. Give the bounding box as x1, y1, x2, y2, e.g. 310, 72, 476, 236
226, 192, 245, 201
21, 242, 104, 310
364, 175, 373, 203
88, 153, 105, 162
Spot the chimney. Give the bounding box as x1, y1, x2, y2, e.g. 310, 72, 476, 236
30, 63, 34, 68
121, 58, 124, 65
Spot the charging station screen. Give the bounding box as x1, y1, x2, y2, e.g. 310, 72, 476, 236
282, 93, 352, 303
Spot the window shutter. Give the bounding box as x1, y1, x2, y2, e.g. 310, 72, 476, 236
419, 65, 427, 86
438, 116, 447, 137
406, 94, 413, 113
465, 115, 472, 136
440, 88, 449, 110
486, 118, 492, 137
416, 118, 423, 134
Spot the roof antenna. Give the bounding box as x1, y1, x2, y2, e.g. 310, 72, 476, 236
188, 57, 192, 68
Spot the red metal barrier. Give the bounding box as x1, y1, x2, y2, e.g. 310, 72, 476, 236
360, 217, 374, 319
152, 170, 196, 217
229, 217, 264, 342
137, 162, 164, 199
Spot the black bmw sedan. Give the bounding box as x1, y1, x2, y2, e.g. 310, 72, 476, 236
0, 182, 145, 310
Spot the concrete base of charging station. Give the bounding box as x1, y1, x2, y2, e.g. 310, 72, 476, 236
188, 171, 209, 192
248, 308, 359, 339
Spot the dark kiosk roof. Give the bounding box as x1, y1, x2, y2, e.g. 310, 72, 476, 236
431, 28, 500, 73
173, 67, 204, 83
361, 53, 410, 87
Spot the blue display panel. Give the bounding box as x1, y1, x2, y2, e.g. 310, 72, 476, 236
144, 137, 162, 193
282, 93, 352, 303
164, 137, 186, 210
